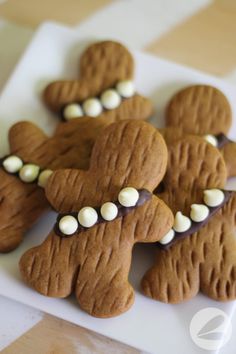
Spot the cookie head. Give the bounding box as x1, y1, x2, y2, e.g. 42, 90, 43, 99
166, 85, 232, 135
79, 40, 134, 87
157, 135, 227, 215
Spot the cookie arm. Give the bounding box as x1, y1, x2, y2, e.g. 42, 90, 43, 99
133, 195, 174, 243
105, 95, 153, 122
43, 80, 86, 113
9, 121, 47, 156
45, 169, 87, 212
19, 229, 80, 297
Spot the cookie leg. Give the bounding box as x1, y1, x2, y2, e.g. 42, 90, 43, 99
0, 171, 48, 252
76, 241, 134, 318
200, 235, 236, 301
200, 194, 236, 301
0, 224, 24, 253
142, 239, 200, 303
19, 231, 80, 297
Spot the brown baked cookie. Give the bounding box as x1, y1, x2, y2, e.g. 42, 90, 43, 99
163, 84, 236, 177
19, 120, 173, 318
166, 85, 232, 135
0, 41, 152, 253
43, 40, 153, 121
142, 136, 236, 303
0, 118, 108, 253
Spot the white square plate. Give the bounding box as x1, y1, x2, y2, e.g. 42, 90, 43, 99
0, 22, 236, 354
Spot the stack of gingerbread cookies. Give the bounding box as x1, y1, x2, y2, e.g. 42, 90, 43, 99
0, 40, 236, 318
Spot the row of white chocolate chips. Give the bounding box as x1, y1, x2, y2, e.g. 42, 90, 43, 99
2, 155, 53, 188
58, 187, 139, 236
204, 134, 218, 147
63, 80, 135, 120
159, 189, 225, 245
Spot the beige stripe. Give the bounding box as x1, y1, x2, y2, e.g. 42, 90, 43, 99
147, 0, 236, 76
0, 0, 111, 27
2, 314, 140, 354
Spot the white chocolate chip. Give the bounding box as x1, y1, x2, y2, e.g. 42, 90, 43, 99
116, 80, 135, 98
78, 207, 98, 228
38, 169, 53, 188
173, 211, 191, 233
118, 187, 139, 207
63, 103, 83, 120
59, 215, 78, 235
100, 89, 121, 110
100, 202, 118, 221
159, 229, 175, 245
2, 155, 23, 173
190, 204, 209, 222
203, 134, 218, 147
203, 189, 224, 207
83, 98, 103, 117
19, 164, 40, 183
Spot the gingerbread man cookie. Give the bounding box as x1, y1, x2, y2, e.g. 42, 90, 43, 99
0, 118, 107, 252
43, 40, 152, 122
162, 84, 236, 177
19, 120, 173, 318
142, 136, 236, 303
0, 41, 152, 253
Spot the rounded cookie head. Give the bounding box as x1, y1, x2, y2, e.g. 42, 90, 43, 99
157, 135, 227, 215
80, 41, 134, 88
89, 119, 168, 194
166, 85, 232, 135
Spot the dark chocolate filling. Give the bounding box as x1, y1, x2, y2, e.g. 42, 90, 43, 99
0, 155, 44, 185
158, 190, 234, 250
216, 133, 233, 149
54, 188, 152, 238
154, 181, 165, 194
0, 156, 6, 166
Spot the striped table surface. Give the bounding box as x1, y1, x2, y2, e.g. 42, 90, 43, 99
0, 1, 236, 353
